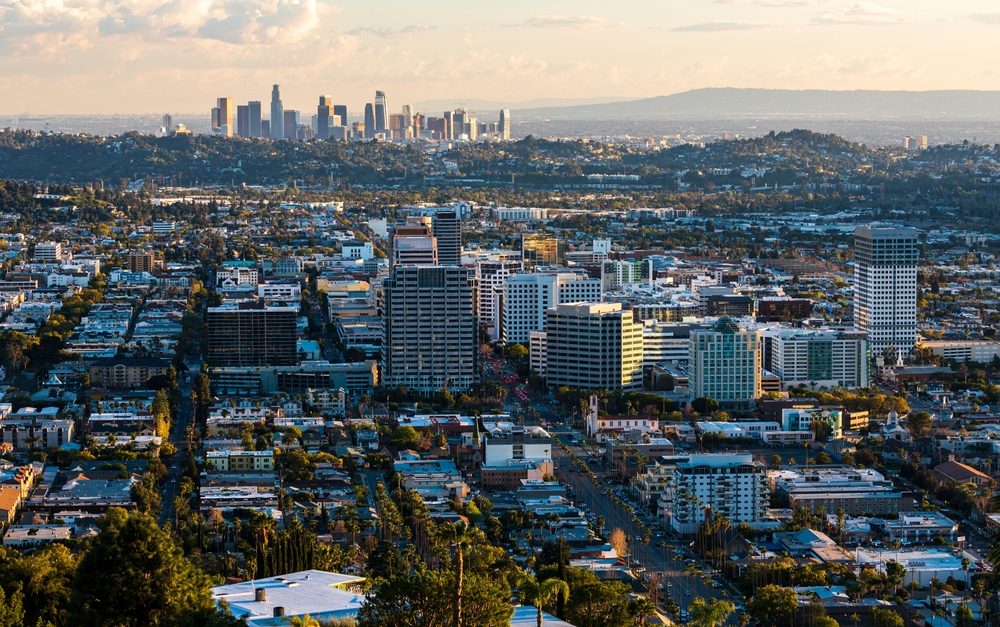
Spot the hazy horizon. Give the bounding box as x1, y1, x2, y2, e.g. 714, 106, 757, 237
4, 0, 1000, 115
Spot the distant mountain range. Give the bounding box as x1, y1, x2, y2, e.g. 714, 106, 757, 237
513, 88, 1000, 121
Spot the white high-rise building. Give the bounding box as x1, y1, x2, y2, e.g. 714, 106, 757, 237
476, 261, 522, 341
501, 272, 601, 344
688, 317, 761, 410
658, 453, 769, 534
853, 226, 918, 360
760, 327, 869, 389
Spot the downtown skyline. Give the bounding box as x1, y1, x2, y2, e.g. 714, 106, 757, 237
4, 0, 1000, 115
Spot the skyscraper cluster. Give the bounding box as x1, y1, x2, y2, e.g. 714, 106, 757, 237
209, 85, 512, 142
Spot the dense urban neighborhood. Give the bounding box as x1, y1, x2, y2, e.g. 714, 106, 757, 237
0, 128, 999, 627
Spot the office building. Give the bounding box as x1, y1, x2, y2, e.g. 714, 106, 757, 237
363, 103, 375, 139
689, 317, 762, 410
433, 210, 462, 266
853, 226, 918, 360
770, 466, 904, 516
521, 233, 562, 269
660, 453, 770, 534
476, 260, 522, 341
601, 259, 653, 290
543, 302, 644, 391
453, 109, 467, 139
161, 114, 173, 134
482, 425, 553, 489
374, 90, 388, 135
33, 241, 62, 261
501, 272, 601, 344
317, 95, 333, 139
391, 216, 437, 266
642, 321, 704, 367
401, 104, 414, 138
206, 300, 297, 367
333, 104, 347, 128
381, 265, 479, 393
761, 327, 870, 389
283, 110, 299, 140
269, 84, 284, 140
499, 108, 511, 140
443, 111, 454, 140
127, 251, 156, 273
236, 105, 250, 137
212, 97, 234, 136
916, 339, 1000, 364
248, 101, 262, 137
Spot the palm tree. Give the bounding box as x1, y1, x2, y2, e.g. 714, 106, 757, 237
519, 574, 569, 627
444, 520, 473, 627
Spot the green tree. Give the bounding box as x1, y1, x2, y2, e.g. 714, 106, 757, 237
906, 411, 933, 437
691, 397, 719, 415
70, 508, 217, 626
0, 544, 77, 626
688, 597, 736, 627
559, 570, 634, 627
357, 570, 511, 627
391, 426, 422, 449
748, 585, 797, 627
884, 560, 906, 597
0, 583, 25, 627
518, 574, 569, 627
871, 608, 904, 627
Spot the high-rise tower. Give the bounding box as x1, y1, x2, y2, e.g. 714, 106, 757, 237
433, 210, 462, 266
270, 84, 284, 140
381, 266, 479, 393
317, 95, 333, 139
374, 90, 388, 135
499, 109, 511, 140
363, 103, 375, 139
248, 101, 263, 137
853, 226, 918, 360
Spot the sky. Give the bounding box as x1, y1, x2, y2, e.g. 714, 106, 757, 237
2, 0, 1000, 114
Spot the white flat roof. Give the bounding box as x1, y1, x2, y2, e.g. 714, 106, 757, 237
212, 570, 365, 625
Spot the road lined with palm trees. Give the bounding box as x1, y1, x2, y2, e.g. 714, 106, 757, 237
550, 430, 741, 623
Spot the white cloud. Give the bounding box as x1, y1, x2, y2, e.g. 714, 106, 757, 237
672, 21, 771, 32
348, 24, 437, 39
811, 2, 903, 25
0, 0, 327, 53
515, 15, 610, 30
969, 13, 1000, 25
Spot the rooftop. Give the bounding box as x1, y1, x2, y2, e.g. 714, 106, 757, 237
212, 570, 366, 626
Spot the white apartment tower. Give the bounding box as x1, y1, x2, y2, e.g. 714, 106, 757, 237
660, 453, 769, 534
501, 273, 602, 344
476, 260, 522, 341
853, 226, 918, 360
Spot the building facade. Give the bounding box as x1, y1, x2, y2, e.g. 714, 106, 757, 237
381, 266, 479, 393
688, 317, 762, 410
660, 453, 770, 535
853, 226, 918, 360
501, 272, 601, 344
205, 301, 298, 367
761, 327, 869, 389
543, 302, 643, 391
